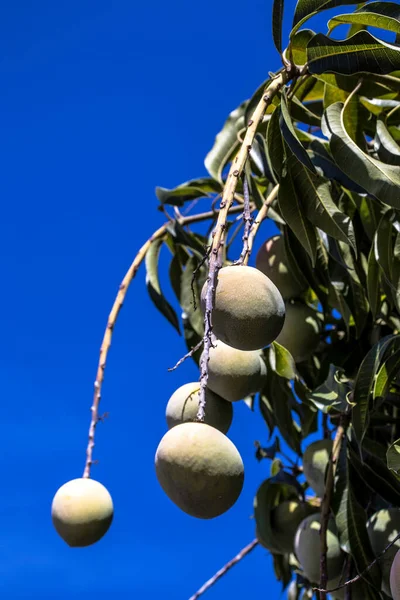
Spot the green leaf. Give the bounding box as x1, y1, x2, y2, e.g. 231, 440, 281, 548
307, 31, 400, 76
180, 256, 205, 338
308, 139, 365, 194
346, 483, 382, 588
317, 71, 400, 96
387, 438, 400, 474
289, 28, 315, 65
375, 118, 400, 166
337, 241, 369, 338
307, 364, 351, 413
290, 95, 322, 127
145, 239, 181, 334
272, 0, 284, 54
367, 245, 381, 320
280, 90, 316, 173
291, 0, 361, 36
167, 221, 207, 258
262, 368, 302, 454
325, 102, 400, 209
286, 153, 357, 252
352, 335, 397, 444
254, 478, 300, 554
272, 553, 292, 589
269, 342, 296, 380
373, 211, 395, 290
374, 348, 400, 401
156, 178, 222, 207
266, 107, 285, 181
328, 2, 400, 38
333, 438, 381, 591
352, 193, 385, 242
350, 440, 400, 505
259, 394, 276, 438
278, 162, 318, 265
205, 101, 247, 182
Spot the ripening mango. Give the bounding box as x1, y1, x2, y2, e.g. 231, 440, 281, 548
155, 422, 244, 519
201, 339, 267, 402
51, 478, 114, 547
165, 381, 233, 434
200, 265, 285, 351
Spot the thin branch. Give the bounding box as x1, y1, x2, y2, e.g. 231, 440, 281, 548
168, 340, 204, 372
82, 203, 250, 478
319, 418, 347, 600
315, 530, 400, 595
188, 539, 259, 600
197, 68, 296, 422
242, 184, 279, 267
233, 174, 253, 265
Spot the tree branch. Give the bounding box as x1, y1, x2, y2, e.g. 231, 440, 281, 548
188, 539, 259, 600
167, 340, 203, 372
82, 203, 249, 478
315, 531, 400, 596
319, 418, 347, 600
242, 184, 279, 266
233, 175, 253, 265
196, 69, 294, 423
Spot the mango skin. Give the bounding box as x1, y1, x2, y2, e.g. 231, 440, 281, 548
275, 301, 321, 362
390, 547, 400, 600
303, 439, 333, 498
269, 500, 317, 554
165, 382, 233, 434
200, 265, 285, 351
294, 513, 345, 584
155, 422, 244, 519
367, 507, 400, 596
255, 235, 306, 300
201, 339, 267, 402
51, 478, 114, 547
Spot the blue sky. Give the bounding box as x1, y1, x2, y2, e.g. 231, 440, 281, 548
0, 2, 354, 598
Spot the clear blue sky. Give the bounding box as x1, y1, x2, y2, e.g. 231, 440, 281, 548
0, 2, 344, 598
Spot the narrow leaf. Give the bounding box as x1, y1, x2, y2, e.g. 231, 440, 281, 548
367, 245, 381, 320
278, 164, 318, 264
352, 335, 396, 443
205, 101, 247, 182
387, 439, 400, 475
145, 239, 181, 334
325, 102, 400, 209
156, 178, 222, 207
307, 31, 400, 76
374, 348, 400, 401
280, 90, 316, 173
287, 153, 357, 252
269, 342, 296, 380
291, 0, 360, 35
266, 107, 285, 181
272, 0, 284, 54
328, 2, 400, 37
375, 118, 400, 166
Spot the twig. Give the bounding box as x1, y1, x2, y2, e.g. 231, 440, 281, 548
188, 539, 259, 600
233, 175, 253, 265
82, 203, 251, 478
168, 340, 204, 372
315, 531, 400, 595
242, 184, 279, 266
319, 418, 347, 600
196, 70, 293, 420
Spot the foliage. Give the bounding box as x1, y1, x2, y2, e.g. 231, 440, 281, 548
67, 1, 400, 598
